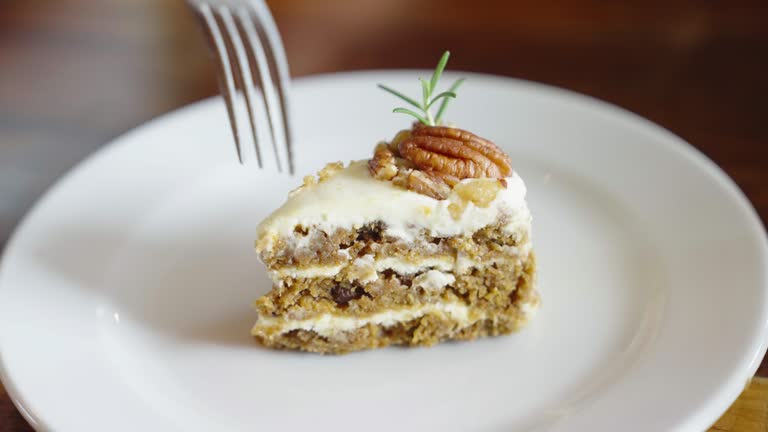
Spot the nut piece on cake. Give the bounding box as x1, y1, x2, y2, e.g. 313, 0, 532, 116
252, 51, 538, 354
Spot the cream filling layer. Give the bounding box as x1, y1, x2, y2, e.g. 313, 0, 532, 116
272, 263, 346, 279
373, 256, 454, 273
412, 270, 455, 291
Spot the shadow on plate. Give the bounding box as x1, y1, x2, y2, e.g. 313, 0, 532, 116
33, 224, 274, 350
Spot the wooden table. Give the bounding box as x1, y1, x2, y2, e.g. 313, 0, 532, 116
1, 1, 766, 430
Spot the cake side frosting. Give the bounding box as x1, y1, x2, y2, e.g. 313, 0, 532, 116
256, 160, 530, 252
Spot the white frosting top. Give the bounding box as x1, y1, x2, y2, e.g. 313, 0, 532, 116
257, 160, 530, 250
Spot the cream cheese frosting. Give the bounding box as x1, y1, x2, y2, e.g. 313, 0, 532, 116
412, 270, 455, 291
256, 160, 530, 252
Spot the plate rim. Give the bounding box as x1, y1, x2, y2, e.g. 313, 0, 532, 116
1, 70, 767, 431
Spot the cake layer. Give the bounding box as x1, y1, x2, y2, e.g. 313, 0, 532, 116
253, 294, 539, 354
256, 160, 529, 253
255, 300, 480, 337
259, 212, 532, 270
268, 246, 532, 282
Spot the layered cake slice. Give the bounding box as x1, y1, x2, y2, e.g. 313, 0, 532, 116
252, 52, 538, 353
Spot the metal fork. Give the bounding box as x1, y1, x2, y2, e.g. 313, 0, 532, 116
188, 0, 294, 173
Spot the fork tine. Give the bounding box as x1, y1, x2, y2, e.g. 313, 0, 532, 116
234, 6, 282, 172
192, 3, 244, 164
249, 0, 295, 174
217, 6, 265, 169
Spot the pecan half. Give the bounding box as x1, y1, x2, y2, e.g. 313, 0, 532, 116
398, 125, 512, 179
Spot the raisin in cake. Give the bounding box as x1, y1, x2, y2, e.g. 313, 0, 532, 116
252, 124, 538, 354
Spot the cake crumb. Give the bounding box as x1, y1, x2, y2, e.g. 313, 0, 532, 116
318, 161, 344, 182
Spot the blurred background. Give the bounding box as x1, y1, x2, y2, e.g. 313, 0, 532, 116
0, 0, 766, 429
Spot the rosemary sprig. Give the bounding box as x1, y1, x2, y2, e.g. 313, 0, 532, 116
378, 51, 465, 126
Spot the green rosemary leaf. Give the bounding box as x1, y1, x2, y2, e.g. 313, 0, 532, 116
419, 78, 431, 107
434, 78, 465, 124
377, 84, 421, 109
379, 51, 463, 126
427, 91, 457, 109
393, 107, 428, 125
430, 51, 450, 93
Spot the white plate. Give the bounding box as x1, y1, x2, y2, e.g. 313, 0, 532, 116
1, 71, 766, 431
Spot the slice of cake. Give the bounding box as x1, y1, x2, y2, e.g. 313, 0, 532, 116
252, 52, 538, 353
